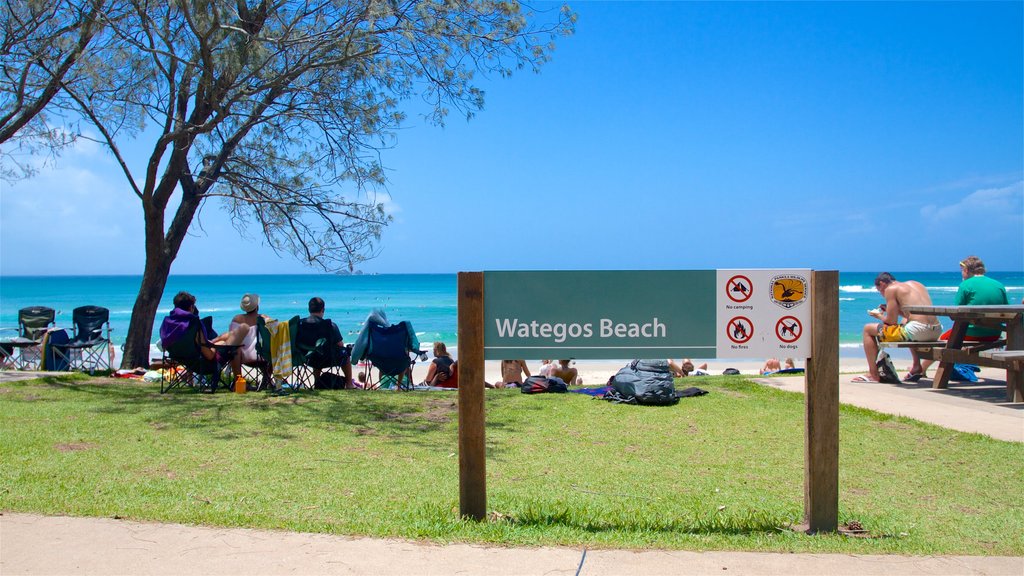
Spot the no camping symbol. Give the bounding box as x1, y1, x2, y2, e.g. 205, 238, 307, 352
727, 316, 753, 344
726, 275, 753, 303
776, 316, 802, 343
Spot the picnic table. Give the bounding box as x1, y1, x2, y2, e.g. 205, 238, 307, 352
902, 304, 1024, 402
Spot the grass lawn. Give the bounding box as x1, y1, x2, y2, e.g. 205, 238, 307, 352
1, 373, 1021, 555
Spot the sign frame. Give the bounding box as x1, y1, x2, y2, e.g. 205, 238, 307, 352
457, 270, 839, 534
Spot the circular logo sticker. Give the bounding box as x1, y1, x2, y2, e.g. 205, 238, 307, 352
770, 274, 807, 309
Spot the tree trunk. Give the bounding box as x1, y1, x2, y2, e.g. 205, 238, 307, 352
120, 182, 202, 369
121, 254, 173, 369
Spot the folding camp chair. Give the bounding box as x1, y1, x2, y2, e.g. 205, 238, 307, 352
52, 305, 112, 374
293, 316, 353, 389
350, 309, 424, 390
0, 306, 56, 370
293, 317, 337, 389
158, 316, 223, 393
224, 316, 274, 391
359, 323, 423, 390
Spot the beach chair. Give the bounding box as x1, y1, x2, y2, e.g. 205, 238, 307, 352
351, 310, 424, 390
293, 316, 343, 389
0, 306, 56, 370
158, 316, 222, 393
52, 305, 112, 374
229, 316, 274, 391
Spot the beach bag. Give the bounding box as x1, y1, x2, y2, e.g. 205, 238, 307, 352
315, 372, 346, 390
520, 375, 568, 394
875, 351, 900, 384
607, 359, 677, 405
949, 364, 979, 382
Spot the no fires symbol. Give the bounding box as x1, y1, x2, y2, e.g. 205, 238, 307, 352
727, 316, 753, 344
776, 316, 802, 343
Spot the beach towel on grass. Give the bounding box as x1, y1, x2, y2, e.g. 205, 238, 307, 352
569, 385, 612, 397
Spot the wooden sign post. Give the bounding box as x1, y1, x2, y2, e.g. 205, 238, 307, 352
804, 270, 839, 533
457, 272, 486, 520
456, 269, 840, 532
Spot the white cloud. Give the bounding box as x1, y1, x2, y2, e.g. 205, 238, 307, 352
920, 181, 1024, 222
1, 138, 143, 274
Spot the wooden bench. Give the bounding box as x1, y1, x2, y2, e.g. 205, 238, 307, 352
979, 350, 1024, 368
899, 305, 1023, 402
877, 340, 944, 350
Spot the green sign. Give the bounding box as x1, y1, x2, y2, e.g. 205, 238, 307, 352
483, 270, 717, 359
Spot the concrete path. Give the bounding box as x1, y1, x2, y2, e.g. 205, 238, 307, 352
0, 370, 68, 383
756, 367, 1024, 442
2, 513, 1022, 576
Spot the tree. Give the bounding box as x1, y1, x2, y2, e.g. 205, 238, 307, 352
0, 0, 121, 179
30, 0, 574, 368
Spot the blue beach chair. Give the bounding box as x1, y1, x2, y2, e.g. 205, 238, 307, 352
351, 309, 424, 390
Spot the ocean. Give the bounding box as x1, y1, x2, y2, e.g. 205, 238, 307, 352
1, 271, 1021, 358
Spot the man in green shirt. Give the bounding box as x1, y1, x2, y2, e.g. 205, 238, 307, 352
953, 256, 1009, 339
914, 256, 1008, 380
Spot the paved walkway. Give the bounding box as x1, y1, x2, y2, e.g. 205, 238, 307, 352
0, 370, 69, 383
2, 369, 1022, 574
756, 367, 1024, 442
2, 513, 1022, 576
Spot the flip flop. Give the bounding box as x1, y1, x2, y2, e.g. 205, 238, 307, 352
902, 372, 924, 383
850, 375, 879, 383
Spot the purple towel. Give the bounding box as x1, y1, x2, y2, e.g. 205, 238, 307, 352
568, 385, 612, 397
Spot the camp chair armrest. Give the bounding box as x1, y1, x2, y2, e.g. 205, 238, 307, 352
0, 326, 18, 333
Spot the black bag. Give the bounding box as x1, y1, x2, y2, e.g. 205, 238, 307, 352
607, 359, 678, 405
520, 375, 568, 394
315, 372, 346, 390
876, 351, 900, 384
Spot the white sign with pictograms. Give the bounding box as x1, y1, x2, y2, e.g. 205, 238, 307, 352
716, 270, 812, 357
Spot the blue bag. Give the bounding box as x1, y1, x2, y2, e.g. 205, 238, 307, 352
949, 364, 979, 382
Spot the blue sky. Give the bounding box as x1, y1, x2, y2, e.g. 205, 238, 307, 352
2, 1, 1022, 275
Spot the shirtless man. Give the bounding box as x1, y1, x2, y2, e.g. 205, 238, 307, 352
858, 272, 942, 382
551, 359, 581, 386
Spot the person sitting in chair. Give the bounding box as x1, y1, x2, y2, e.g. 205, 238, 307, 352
421, 341, 455, 386
224, 293, 272, 385
160, 291, 253, 364
299, 297, 353, 388
160, 291, 218, 362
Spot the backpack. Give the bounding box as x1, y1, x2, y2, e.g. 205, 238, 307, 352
520, 375, 568, 394
607, 359, 678, 405
875, 351, 900, 384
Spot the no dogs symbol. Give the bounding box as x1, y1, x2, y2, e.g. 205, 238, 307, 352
727, 316, 753, 344
775, 316, 802, 343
